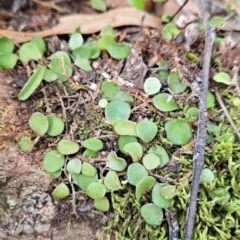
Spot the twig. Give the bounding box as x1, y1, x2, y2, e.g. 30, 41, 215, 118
183, 0, 215, 239
215, 88, 240, 140
165, 209, 179, 240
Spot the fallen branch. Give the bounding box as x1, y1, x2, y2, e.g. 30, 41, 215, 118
0, 7, 161, 43
183, 0, 215, 239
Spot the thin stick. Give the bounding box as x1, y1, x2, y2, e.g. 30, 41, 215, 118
183, 0, 215, 239
215, 88, 240, 140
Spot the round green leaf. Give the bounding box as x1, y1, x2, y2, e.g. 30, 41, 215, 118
144, 77, 161, 95
82, 138, 103, 152
0, 37, 14, 54
82, 162, 97, 177
29, 112, 48, 136
98, 98, 108, 108
185, 107, 199, 121
74, 55, 92, 72
167, 72, 187, 94
113, 90, 134, 103
206, 91, 216, 109
73, 174, 98, 191
0, 53, 18, 69
152, 93, 179, 112
43, 150, 65, 173
86, 182, 106, 199
136, 119, 158, 143
50, 51, 71, 64
200, 168, 215, 184
48, 170, 62, 179
30, 37, 46, 55
106, 151, 127, 171
69, 33, 83, 50
18, 65, 46, 101
47, 113, 64, 136
152, 183, 173, 208
43, 68, 58, 82
162, 22, 180, 40
118, 135, 138, 155
57, 139, 79, 155
101, 81, 120, 100
19, 42, 42, 62
123, 142, 143, 162
136, 176, 156, 201
127, 163, 148, 186
94, 196, 110, 212
210, 16, 226, 28
213, 72, 231, 85
127, 0, 145, 9
105, 99, 131, 125
67, 158, 82, 175
104, 170, 122, 191
142, 153, 161, 170
100, 26, 115, 37
52, 183, 70, 199
82, 149, 98, 158
18, 137, 33, 152
148, 145, 169, 168
98, 36, 115, 50
114, 120, 137, 136
106, 42, 131, 60
165, 119, 192, 146
140, 203, 163, 226
159, 185, 176, 199
90, 0, 107, 12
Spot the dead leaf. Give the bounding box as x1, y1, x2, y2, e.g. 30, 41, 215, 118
0, 7, 161, 43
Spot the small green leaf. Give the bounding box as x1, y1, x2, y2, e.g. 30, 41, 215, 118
104, 170, 122, 191
90, 0, 107, 12
162, 22, 180, 40
100, 25, 115, 37
74, 55, 92, 72
69, 33, 83, 50
73, 173, 98, 191
18, 65, 46, 101
48, 170, 62, 179
82, 138, 103, 152
94, 196, 110, 211
142, 153, 161, 170
86, 182, 106, 199
98, 36, 115, 50
113, 120, 137, 136
30, 37, 46, 55
159, 185, 176, 199
210, 16, 226, 28
18, 137, 33, 152
67, 158, 82, 175
50, 51, 71, 64
127, 163, 148, 186
113, 90, 134, 102
52, 183, 70, 199
144, 77, 161, 95
0, 37, 14, 54
152, 93, 179, 112
82, 149, 98, 158
43, 150, 65, 173
136, 176, 156, 201
82, 162, 97, 177
101, 81, 120, 100
106, 42, 131, 60
43, 68, 58, 82
57, 139, 79, 155
206, 91, 216, 109
0, 53, 18, 69
148, 145, 169, 168
123, 142, 143, 162
118, 135, 138, 155
136, 119, 158, 143
105, 99, 131, 125
29, 112, 48, 136
213, 72, 231, 85
185, 52, 200, 64
106, 151, 127, 171
152, 183, 173, 208
200, 168, 215, 184
165, 119, 192, 146
167, 72, 187, 94
185, 107, 199, 121
47, 113, 64, 136
127, 0, 145, 10
73, 40, 100, 59
19, 42, 43, 62
140, 203, 163, 226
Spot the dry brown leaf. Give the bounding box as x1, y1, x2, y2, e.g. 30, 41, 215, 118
0, 7, 161, 43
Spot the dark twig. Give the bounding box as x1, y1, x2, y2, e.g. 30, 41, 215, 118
165, 209, 179, 240
183, 0, 215, 239
169, 0, 189, 22
215, 88, 240, 140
